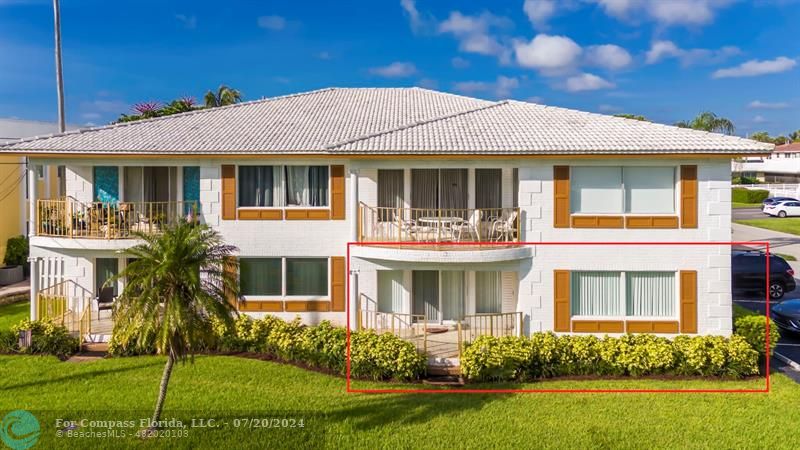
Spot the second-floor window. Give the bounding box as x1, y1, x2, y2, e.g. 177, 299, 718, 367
570, 166, 675, 215
238, 165, 329, 208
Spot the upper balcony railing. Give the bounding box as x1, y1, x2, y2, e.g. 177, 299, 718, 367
37, 197, 197, 239
358, 203, 520, 244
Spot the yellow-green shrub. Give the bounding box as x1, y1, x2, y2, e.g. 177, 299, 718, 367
734, 315, 780, 357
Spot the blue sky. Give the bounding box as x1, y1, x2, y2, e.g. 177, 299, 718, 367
0, 0, 798, 136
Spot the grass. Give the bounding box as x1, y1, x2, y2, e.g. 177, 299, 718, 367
0, 355, 794, 449
0, 300, 29, 330
775, 253, 798, 261
733, 202, 762, 209
735, 218, 800, 236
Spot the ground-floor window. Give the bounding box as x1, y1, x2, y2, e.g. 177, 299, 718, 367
95, 257, 119, 296
571, 271, 676, 318
240, 257, 329, 298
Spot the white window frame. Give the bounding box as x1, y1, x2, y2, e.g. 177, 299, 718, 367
236, 165, 332, 210
570, 271, 679, 321
240, 256, 330, 301
570, 166, 678, 216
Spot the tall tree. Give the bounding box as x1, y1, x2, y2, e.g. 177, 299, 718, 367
674, 112, 736, 135
789, 130, 800, 142
204, 85, 243, 107
110, 222, 239, 428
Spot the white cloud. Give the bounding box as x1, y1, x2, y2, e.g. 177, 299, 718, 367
598, 104, 622, 112
514, 34, 582, 74
400, 0, 433, 33
526, 96, 544, 103
453, 75, 519, 98
593, 0, 735, 28
645, 40, 740, 66
175, 14, 197, 30
416, 78, 439, 89
523, 0, 557, 29
451, 56, 470, 69
585, 44, 632, 70
81, 112, 101, 120
316, 51, 332, 60
712, 56, 797, 78
564, 73, 615, 92
257, 15, 287, 30
438, 11, 513, 63
748, 100, 790, 110
368, 61, 418, 78
753, 115, 768, 124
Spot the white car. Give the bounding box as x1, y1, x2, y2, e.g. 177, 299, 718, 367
764, 200, 800, 218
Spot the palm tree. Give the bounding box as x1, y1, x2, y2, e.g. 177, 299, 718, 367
674, 112, 735, 135
110, 222, 239, 428
204, 85, 242, 107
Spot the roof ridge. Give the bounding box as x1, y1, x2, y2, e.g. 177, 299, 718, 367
0, 87, 338, 147
327, 100, 508, 150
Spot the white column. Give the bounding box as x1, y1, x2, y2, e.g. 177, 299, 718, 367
28, 163, 37, 238
29, 257, 38, 320
349, 270, 359, 331
349, 168, 359, 242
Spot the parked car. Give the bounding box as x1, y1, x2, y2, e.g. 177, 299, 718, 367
763, 200, 800, 218
771, 300, 800, 334
762, 197, 799, 212
732, 250, 796, 299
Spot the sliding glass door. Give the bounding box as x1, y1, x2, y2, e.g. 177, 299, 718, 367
412, 270, 466, 323
123, 167, 178, 203
410, 169, 468, 211
412, 270, 439, 321
440, 271, 465, 321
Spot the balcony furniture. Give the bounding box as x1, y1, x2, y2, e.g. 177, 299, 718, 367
453, 209, 482, 242
490, 210, 518, 242
416, 216, 461, 241
95, 286, 116, 320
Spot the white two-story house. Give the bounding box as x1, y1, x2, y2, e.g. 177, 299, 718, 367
0, 88, 772, 355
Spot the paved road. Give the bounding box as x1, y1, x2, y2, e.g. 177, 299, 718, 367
733, 207, 767, 221
732, 222, 800, 260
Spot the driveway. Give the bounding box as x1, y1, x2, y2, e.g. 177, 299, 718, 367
733, 207, 766, 221
732, 222, 800, 261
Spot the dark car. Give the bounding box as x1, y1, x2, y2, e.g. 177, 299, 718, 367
732, 250, 796, 299
762, 197, 799, 212
771, 300, 800, 334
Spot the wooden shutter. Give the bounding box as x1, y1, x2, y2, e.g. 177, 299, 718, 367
679, 270, 697, 333
330, 256, 346, 311
501, 272, 517, 313
554, 270, 570, 332
221, 165, 236, 220
224, 256, 238, 307
553, 166, 570, 228
680, 165, 698, 228
331, 165, 346, 220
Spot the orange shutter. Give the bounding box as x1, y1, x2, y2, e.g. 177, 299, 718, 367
331, 165, 346, 220
680, 165, 698, 228
679, 270, 697, 333
221, 165, 236, 220
554, 270, 570, 332
553, 166, 570, 228
224, 256, 239, 307
330, 256, 346, 311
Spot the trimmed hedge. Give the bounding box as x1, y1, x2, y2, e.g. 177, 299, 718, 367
734, 315, 780, 358
732, 187, 769, 204
4, 319, 80, 359
110, 314, 426, 382
462, 333, 759, 382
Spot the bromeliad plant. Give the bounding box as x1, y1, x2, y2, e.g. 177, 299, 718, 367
109, 222, 239, 429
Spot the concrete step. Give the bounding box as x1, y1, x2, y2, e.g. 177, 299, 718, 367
80, 342, 109, 357
427, 365, 461, 376
422, 375, 465, 386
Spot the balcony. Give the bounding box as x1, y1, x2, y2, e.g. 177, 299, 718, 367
37, 197, 197, 240
358, 203, 520, 245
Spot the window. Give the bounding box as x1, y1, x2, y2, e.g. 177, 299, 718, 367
377, 170, 404, 222
570, 167, 675, 214
95, 258, 119, 295
286, 258, 328, 296
475, 271, 502, 314
238, 166, 329, 208
571, 271, 676, 318
475, 169, 502, 210
240, 258, 282, 296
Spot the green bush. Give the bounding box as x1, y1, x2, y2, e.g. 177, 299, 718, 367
0, 329, 18, 354
3, 235, 28, 272
732, 176, 759, 185
461, 333, 760, 381
11, 319, 79, 359
350, 330, 426, 381
732, 187, 769, 204
734, 314, 780, 357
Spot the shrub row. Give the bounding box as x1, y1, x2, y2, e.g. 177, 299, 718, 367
461, 333, 759, 382
110, 315, 426, 382
0, 319, 80, 359
732, 187, 769, 204
733, 314, 780, 358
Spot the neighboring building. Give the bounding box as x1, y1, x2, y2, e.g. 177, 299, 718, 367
0, 118, 75, 262
734, 142, 800, 182
0, 88, 772, 357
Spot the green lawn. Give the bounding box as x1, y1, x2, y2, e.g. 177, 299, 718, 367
733, 202, 762, 209
0, 355, 795, 449
0, 300, 29, 330
735, 218, 800, 236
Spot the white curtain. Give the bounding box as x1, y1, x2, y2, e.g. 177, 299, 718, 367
571, 271, 621, 316
570, 167, 623, 214
378, 271, 404, 313
624, 167, 675, 214
626, 272, 675, 317
441, 271, 465, 321
475, 271, 501, 313
286, 166, 309, 206
272, 166, 286, 206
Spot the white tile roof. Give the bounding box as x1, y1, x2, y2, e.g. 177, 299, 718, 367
0, 87, 772, 155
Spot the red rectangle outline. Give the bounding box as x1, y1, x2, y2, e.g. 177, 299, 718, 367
346, 241, 772, 394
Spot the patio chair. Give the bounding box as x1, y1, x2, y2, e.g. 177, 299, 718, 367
95, 286, 116, 320
392, 211, 422, 241
490, 210, 518, 242
454, 209, 482, 242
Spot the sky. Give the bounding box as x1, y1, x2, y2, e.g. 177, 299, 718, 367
0, 0, 798, 137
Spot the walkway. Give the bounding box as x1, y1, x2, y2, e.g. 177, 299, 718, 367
0, 278, 29, 300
